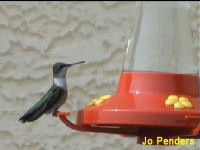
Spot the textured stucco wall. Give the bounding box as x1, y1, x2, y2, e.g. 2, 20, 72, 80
0, 1, 199, 150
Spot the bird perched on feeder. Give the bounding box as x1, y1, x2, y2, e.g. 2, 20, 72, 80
19, 61, 85, 123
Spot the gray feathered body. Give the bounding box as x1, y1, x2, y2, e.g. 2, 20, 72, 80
19, 84, 67, 123
19, 61, 84, 123
19, 63, 68, 123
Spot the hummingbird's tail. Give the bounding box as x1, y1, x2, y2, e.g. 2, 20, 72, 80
19, 100, 47, 123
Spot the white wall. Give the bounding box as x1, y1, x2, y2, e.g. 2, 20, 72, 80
0, 2, 199, 150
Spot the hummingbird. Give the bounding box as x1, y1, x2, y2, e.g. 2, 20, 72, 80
19, 61, 85, 123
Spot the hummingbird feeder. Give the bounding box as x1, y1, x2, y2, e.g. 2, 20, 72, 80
57, 2, 199, 144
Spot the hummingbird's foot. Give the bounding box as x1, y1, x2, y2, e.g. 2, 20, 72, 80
53, 110, 59, 117
55, 111, 70, 116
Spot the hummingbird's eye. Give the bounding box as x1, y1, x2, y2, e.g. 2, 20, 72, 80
53, 63, 67, 74
61, 64, 66, 68
59, 64, 66, 70
59, 64, 67, 70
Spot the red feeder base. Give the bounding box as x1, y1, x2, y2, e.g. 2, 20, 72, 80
58, 72, 200, 144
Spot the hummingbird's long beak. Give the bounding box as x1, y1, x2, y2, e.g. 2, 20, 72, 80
65, 61, 85, 67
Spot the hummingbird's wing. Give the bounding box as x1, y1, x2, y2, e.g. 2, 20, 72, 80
19, 84, 65, 123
